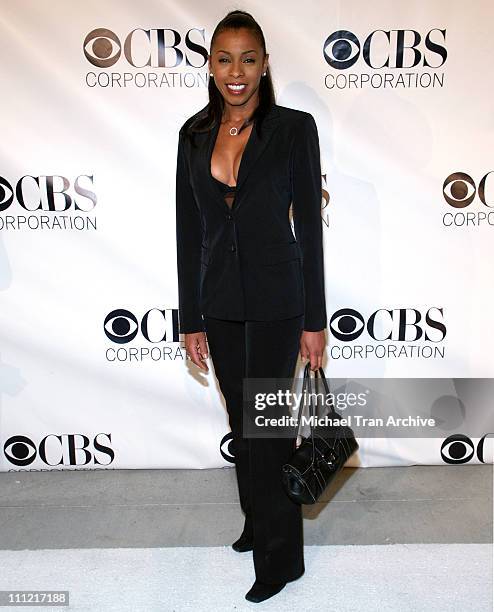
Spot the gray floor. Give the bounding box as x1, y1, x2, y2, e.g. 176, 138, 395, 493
0, 544, 491, 611
0, 465, 491, 550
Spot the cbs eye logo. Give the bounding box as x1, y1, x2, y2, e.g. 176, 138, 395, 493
84, 28, 121, 69
441, 433, 492, 464
83, 27, 207, 68
323, 28, 447, 70
443, 172, 493, 209
104, 309, 139, 344
219, 432, 235, 464
4, 435, 37, 467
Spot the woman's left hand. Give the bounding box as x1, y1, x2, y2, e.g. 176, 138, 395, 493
300, 329, 326, 371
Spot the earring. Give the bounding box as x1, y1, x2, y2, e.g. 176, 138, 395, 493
209, 72, 213, 77
262, 72, 266, 76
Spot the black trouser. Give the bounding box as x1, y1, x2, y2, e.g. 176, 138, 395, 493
203, 314, 305, 584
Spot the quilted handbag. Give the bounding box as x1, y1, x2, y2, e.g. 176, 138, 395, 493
281, 362, 359, 504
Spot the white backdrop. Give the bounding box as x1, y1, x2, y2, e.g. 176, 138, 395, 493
0, 1, 493, 471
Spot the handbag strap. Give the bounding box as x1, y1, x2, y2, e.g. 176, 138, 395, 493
296, 363, 336, 466
295, 362, 317, 465
294, 361, 311, 439
314, 366, 337, 416
307, 363, 317, 464
314, 367, 347, 444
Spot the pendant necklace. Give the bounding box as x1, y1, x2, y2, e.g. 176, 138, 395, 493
226, 117, 253, 136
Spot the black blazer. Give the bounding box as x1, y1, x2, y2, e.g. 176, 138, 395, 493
175, 103, 327, 334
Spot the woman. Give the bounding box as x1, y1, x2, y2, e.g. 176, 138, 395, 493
175, 9, 327, 603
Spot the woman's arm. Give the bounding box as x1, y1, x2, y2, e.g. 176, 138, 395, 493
175, 127, 205, 335
291, 112, 328, 332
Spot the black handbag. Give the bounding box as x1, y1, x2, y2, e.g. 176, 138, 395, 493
281, 362, 359, 504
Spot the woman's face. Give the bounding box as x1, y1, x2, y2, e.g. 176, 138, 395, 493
209, 27, 268, 108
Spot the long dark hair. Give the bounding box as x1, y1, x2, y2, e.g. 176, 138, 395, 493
184, 9, 276, 145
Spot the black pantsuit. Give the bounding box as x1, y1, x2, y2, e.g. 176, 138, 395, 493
175, 102, 327, 587
204, 314, 305, 583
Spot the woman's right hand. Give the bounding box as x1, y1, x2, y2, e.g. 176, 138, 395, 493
184, 331, 209, 372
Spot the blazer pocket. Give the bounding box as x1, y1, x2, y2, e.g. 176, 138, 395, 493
262, 241, 301, 266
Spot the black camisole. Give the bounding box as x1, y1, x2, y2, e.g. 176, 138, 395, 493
212, 175, 237, 209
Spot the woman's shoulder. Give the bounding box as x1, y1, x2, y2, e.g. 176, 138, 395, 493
178, 103, 209, 135
273, 103, 315, 126
272, 105, 318, 144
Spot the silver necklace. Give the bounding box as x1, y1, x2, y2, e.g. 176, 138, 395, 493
226, 118, 252, 136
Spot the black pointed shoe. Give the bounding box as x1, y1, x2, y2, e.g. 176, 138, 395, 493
245, 579, 286, 603
231, 532, 253, 552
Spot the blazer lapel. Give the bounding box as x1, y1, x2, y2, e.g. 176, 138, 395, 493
203, 104, 280, 213
235, 104, 279, 193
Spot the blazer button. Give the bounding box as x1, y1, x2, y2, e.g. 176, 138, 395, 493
226, 213, 233, 220
230, 244, 236, 252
